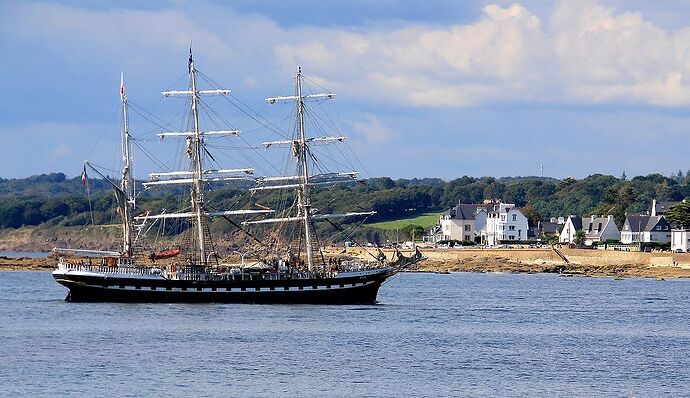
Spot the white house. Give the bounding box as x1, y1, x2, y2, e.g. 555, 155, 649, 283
620, 214, 671, 244
485, 203, 529, 246
671, 229, 690, 252
438, 202, 490, 242
559, 215, 620, 246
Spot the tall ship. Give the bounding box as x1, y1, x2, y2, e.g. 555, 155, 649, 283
52, 50, 424, 304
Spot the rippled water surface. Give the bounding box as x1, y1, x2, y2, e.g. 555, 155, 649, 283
1, 271, 688, 397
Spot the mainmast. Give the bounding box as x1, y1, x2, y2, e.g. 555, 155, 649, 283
119, 72, 135, 257
188, 50, 208, 265
295, 67, 315, 271
138, 48, 273, 265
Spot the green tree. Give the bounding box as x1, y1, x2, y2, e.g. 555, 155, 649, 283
521, 203, 542, 227
574, 230, 586, 246
402, 224, 425, 240
666, 200, 690, 228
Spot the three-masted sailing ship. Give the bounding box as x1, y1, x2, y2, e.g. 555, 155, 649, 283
52, 51, 424, 304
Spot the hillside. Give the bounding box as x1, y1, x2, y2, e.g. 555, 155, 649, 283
0, 172, 689, 245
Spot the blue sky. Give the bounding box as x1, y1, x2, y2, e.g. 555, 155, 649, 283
2, 0, 690, 180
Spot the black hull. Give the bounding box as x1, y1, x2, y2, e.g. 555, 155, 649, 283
53, 272, 393, 304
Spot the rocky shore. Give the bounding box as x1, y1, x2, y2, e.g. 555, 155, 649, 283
413, 248, 690, 278
2, 226, 690, 278
0, 255, 54, 271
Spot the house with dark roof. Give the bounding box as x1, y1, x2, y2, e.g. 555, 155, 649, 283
438, 202, 491, 242
621, 214, 672, 244
559, 215, 620, 246
537, 220, 561, 238
651, 199, 678, 217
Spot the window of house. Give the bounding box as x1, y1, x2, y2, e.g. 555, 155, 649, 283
664, 226, 668, 230
597, 223, 602, 231
509, 225, 515, 231
464, 225, 471, 231
512, 214, 517, 221
518, 230, 521, 236
657, 226, 661, 230
465, 235, 470, 241
509, 235, 515, 240
588, 224, 593, 232
501, 215, 506, 221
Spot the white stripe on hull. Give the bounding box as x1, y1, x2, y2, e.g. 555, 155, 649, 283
59, 280, 377, 293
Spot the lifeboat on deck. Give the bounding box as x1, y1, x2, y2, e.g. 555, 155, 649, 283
149, 249, 181, 260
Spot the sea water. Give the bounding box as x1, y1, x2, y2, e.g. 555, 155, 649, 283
0, 251, 50, 258
0, 272, 688, 397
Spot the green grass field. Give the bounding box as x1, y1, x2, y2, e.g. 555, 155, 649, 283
366, 212, 443, 230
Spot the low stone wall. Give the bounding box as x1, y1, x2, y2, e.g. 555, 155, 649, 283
393, 247, 690, 268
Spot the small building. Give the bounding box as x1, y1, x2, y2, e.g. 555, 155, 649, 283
620, 214, 672, 244
671, 229, 690, 252
438, 202, 490, 243
559, 215, 620, 246
537, 219, 562, 238
485, 203, 529, 246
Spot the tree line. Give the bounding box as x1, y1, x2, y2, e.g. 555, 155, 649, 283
1, 172, 689, 233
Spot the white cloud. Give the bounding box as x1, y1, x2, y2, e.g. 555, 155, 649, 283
351, 115, 396, 144
50, 142, 72, 159
276, 0, 690, 107
4, 0, 690, 109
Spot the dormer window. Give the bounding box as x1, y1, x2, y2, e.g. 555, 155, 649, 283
512, 214, 517, 221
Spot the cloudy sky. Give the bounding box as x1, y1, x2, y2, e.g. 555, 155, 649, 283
2, 0, 690, 180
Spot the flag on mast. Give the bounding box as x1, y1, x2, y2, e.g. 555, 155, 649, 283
120, 71, 125, 98
81, 165, 87, 186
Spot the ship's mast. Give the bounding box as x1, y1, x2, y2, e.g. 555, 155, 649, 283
188, 50, 208, 265
139, 49, 272, 263
120, 72, 135, 257
245, 68, 375, 271
295, 67, 315, 271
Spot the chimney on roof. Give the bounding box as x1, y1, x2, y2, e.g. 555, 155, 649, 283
591, 215, 597, 221
651, 199, 657, 216
607, 215, 614, 221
